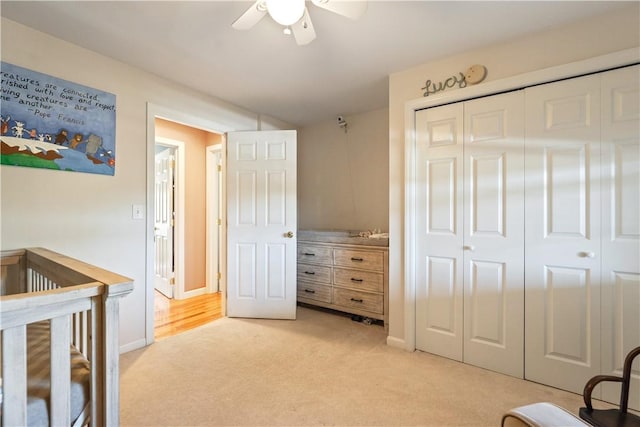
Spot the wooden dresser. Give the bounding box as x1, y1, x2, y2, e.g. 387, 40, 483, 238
296, 230, 389, 327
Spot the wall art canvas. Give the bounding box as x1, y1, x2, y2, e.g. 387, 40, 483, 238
1, 62, 116, 175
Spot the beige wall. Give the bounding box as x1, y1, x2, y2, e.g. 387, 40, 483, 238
155, 118, 212, 292
298, 108, 389, 232
0, 18, 290, 351
386, 4, 640, 346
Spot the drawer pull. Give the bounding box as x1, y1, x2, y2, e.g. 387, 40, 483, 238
304, 289, 316, 294
350, 278, 363, 282
350, 298, 364, 303
304, 271, 316, 275
351, 257, 364, 262
303, 252, 315, 256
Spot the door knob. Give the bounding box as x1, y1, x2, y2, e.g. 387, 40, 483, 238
463, 245, 475, 251
285, 231, 294, 238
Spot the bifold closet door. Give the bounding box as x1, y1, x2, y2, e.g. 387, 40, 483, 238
414, 92, 525, 375
524, 74, 602, 394
462, 91, 525, 378
414, 64, 638, 401
600, 65, 640, 410
415, 103, 465, 361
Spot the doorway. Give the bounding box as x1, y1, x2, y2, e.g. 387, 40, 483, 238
146, 103, 235, 344
152, 120, 222, 338
206, 145, 223, 295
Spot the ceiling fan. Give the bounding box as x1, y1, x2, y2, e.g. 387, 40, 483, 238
232, 0, 367, 45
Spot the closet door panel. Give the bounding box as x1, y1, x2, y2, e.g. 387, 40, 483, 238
463, 91, 525, 378
524, 74, 602, 394
601, 65, 640, 410
415, 104, 464, 361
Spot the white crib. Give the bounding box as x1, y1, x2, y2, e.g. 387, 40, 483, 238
0, 248, 133, 426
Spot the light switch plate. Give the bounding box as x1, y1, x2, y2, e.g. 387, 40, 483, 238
132, 204, 145, 220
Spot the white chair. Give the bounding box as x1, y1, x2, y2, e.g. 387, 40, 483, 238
501, 402, 588, 427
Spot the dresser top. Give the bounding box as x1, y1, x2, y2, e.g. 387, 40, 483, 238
298, 229, 389, 247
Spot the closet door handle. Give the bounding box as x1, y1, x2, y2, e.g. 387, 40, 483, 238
578, 251, 596, 258
463, 245, 475, 251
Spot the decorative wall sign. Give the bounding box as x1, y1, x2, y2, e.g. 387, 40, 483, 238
421, 64, 487, 97
0, 62, 116, 175
464, 64, 487, 85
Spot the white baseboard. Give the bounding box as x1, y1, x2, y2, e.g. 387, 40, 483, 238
386, 335, 410, 350
120, 338, 147, 354
175, 286, 207, 300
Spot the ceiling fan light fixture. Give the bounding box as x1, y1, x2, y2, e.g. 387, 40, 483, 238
265, 0, 305, 26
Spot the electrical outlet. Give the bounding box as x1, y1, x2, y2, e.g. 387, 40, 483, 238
132, 204, 145, 220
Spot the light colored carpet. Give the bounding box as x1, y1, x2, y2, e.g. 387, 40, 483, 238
120, 306, 606, 426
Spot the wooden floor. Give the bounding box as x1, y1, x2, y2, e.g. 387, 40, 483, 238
154, 291, 223, 340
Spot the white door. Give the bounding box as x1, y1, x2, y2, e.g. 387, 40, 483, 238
462, 91, 525, 378
524, 74, 602, 394
226, 130, 297, 319
600, 65, 640, 410
154, 147, 175, 298
415, 103, 464, 360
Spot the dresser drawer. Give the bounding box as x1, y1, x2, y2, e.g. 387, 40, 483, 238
297, 244, 332, 265
297, 263, 331, 284
297, 281, 332, 304
333, 249, 384, 272
334, 267, 383, 293
333, 288, 383, 314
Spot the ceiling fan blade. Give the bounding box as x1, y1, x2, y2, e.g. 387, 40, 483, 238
311, 0, 367, 20
232, 0, 268, 30
292, 7, 316, 45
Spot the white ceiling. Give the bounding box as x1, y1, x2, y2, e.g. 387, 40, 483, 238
1, 1, 630, 126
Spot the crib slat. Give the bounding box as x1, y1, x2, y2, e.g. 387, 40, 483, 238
2, 325, 27, 427
103, 294, 122, 426
90, 296, 103, 427
50, 315, 71, 425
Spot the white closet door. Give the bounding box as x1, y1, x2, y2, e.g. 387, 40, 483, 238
463, 91, 525, 377
600, 65, 640, 410
524, 74, 602, 393
415, 104, 464, 361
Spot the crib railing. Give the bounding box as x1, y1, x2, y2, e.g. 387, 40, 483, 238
0, 247, 133, 426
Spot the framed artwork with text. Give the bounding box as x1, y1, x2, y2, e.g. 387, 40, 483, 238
1, 62, 117, 175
